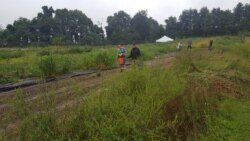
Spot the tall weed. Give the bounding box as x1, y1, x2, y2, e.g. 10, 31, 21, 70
0, 50, 25, 59
63, 67, 184, 140
38, 54, 57, 78
60, 57, 72, 74
94, 51, 116, 69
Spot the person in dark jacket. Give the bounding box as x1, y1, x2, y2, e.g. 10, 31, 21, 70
208, 40, 213, 50
128, 43, 141, 64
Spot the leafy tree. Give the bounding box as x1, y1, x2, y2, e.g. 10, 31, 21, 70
245, 4, 250, 31
199, 7, 212, 35
0, 6, 104, 46
105, 11, 132, 44
165, 2, 250, 37
157, 25, 166, 40
221, 10, 235, 34
147, 17, 164, 41
13, 18, 31, 44
42, 6, 54, 18
33, 6, 56, 43
165, 16, 179, 38
1, 2, 250, 47
0, 25, 4, 46
234, 3, 246, 32
131, 10, 150, 42
179, 9, 200, 36
54, 9, 103, 45
1, 18, 31, 46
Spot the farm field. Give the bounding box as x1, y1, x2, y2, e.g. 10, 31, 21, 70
0, 36, 250, 140
0, 43, 176, 84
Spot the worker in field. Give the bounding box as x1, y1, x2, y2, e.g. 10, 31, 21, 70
128, 43, 141, 65
208, 39, 213, 50
177, 41, 182, 51
187, 39, 192, 49
117, 44, 126, 67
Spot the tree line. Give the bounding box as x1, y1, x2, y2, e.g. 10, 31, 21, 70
0, 2, 249, 47
0, 6, 104, 47
165, 3, 250, 38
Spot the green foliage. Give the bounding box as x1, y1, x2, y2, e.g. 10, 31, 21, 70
0, 40, 174, 84
19, 112, 59, 141
62, 67, 184, 140
166, 2, 250, 37
51, 36, 66, 46
1, 36, 250, 140
106, 11, 133, 44
8, 90, 60, 141
165, 16, 178, 38
68, 47, 92, 54
60, 57, 72, 74
2, 3, 250, 46
163, 74, 218, 140
200, 99, 250, 141
0, 73, 17, 84
172, 36, 250, 140
0, 62, 32, 83
106, 11, 164, 44
94, 51, 115, 69
38, 54, 57, 78
4, 3, 250, 47
0, 50, 24, 59
18, 91, 59, 141
1, 6, 104, 47
37, 50, 50, 56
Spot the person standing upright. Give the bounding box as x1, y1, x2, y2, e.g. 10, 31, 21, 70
177, 41, 182, 51
117, 44, 126, 67
187, 39, 192, 49
208, 40, 213, 51
128, 43, 141, 65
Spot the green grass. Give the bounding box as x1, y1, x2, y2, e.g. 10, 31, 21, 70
200, 98, 250, 141
1, 67, 186, 141
0, 49, 25, 59
0, 43, 176, 84
173, 36, 250, 140
0, 36, 250, 140
65, 67, 184, 140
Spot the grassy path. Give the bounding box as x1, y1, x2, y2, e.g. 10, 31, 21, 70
0, 52, 176, 138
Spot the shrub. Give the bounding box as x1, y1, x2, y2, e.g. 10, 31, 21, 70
68, 48, 84, 54
0, 73, 17, 84
68, 47, 92, 54
94, 52, 115, 69
163, 75, 218, 140
61, 57, 72, 74
51, 36, 66, 46
0, 50, 25, 59
37, 50, 50, 56
15, 66, 27, 79
38, 54, 57, 78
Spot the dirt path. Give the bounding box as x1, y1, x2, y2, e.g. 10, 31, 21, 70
0, 52, 176, 119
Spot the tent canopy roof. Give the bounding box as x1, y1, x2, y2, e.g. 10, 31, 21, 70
156, 36, 174, 42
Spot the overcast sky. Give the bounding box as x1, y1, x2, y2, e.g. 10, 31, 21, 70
0, 0, 249, 28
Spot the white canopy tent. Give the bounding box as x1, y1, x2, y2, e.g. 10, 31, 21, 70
156, 36, 174, 43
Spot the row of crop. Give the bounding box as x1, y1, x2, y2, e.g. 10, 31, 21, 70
0, 43, 176, 84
